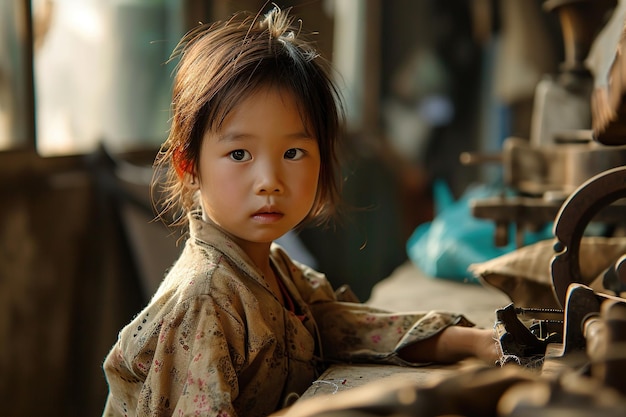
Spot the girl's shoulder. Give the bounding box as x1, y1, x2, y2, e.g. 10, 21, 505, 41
120, 243, 245, 339
158, 238, 241, 298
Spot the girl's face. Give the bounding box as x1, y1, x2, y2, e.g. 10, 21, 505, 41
195, 86, 320, 252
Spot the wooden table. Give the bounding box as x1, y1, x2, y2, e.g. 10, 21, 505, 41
272, 360, 496, 417
299, 361, 472, 400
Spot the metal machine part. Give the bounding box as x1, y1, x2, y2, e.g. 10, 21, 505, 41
497, 283, 626, 397
463, 0, 625, 248
531, 0, 616, 147
603, 254, 626, 295
479, 1, 626, 407
585, 298, 626, 396
494, 303, 562, 364
551, 166, 626, 308
467, 134, 626, 247
503, 134, 626, 198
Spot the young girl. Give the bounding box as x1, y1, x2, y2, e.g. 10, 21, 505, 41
102, 7, 499, 417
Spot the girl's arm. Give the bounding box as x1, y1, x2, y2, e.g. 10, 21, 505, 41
285, 252, 500, 366
398, 325, 499, 364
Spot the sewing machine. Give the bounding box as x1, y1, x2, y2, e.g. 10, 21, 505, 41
289, 2, 626, 412
476, 0, 626, 400
463, 0, 626, 248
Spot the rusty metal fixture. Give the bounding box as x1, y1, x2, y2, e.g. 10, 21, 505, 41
588, 298, 626, 396
494, 303, 562, 363
502, 133, 626, 197
466, 134, 626, 248
545, 285, 626, 395
602, 254, 626, 295
558, 284, 602, 354
551, 166, 626, 308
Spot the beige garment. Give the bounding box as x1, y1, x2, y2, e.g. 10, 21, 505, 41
102, 213, 472, 417
469, 237, 626, 309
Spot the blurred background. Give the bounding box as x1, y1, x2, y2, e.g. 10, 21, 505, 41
0, 0, 565, 415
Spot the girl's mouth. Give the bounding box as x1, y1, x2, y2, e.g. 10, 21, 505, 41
251, 211, 284, 223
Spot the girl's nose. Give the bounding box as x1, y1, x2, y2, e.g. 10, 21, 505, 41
255, 160, 284, 194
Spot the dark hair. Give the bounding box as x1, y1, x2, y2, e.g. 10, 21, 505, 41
153, 6, 345, 228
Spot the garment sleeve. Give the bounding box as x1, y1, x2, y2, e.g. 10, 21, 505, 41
309, 301, 474, 365
289, 261, 474, 366
104, 295, 245, 417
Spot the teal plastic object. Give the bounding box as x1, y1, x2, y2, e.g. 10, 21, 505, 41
406, 180, 553, 283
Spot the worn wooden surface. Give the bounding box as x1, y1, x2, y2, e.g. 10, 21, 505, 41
300, 362, 467, 400
366, 261, 511, 329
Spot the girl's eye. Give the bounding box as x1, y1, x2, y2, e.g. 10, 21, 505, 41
229, 149, 251, 161
284, 148, 305, 160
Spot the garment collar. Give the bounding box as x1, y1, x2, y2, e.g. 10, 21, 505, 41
187, 211, 286, 298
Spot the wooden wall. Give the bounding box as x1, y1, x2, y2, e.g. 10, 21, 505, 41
0, 151, 151, 416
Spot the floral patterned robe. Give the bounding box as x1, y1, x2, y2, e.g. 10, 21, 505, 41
102, 213, 472, 417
